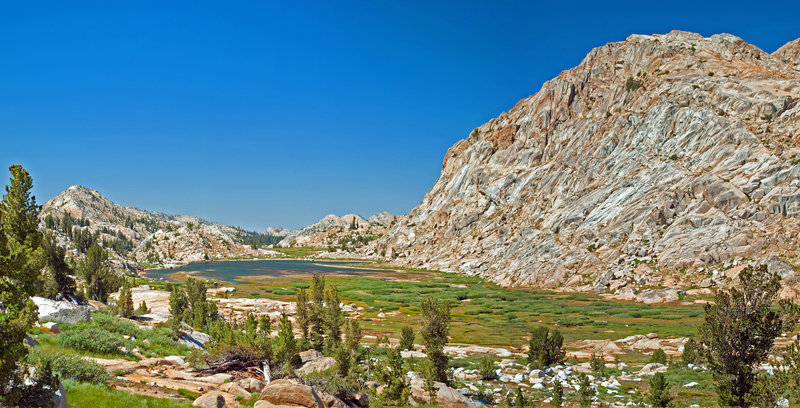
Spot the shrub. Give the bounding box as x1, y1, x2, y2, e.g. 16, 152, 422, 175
118, 283, 134, 318
625, 76, 643, 92
651, 348, 668, 365
399, 326, 415, 351
646, 372, 673, 407
556, 316, 592, 326
550, 379, 564, 407
577, 373, 594, 407
527, 326, 565, 368
682, 338, 699, 365
590, 353, 606, 377
699, 265, 792, 407
57, 327, 130, 355
27, 349, 109, 384
420, 298, 450, 382
478, 357, 496, 380
135, 300, 150, 315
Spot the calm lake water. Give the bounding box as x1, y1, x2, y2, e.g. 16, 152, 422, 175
146, 259, 392, 284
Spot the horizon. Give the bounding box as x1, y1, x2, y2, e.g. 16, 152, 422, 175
3, 1, 799, 230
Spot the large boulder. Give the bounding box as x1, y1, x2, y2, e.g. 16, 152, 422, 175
31, 296, 91, 324
192, 390, 238, 407
219, 382, 251, 398
639, 363, 668, 376
237, 377, 265, 393
254, 401, 301, 408
635, 289, 680, 304
298, 357, 336, 375
259, 379, 324, 408
179, 330, 211, 349
409, 377, 481, 408
298, 349, 324, 364
53, 382, 67, 408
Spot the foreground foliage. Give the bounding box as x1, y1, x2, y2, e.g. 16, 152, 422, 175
699, 265, 798, 407
0, 165, 53, 405
527, 326, 565, 368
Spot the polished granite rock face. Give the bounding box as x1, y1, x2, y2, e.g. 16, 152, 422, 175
372, 31, 800, 291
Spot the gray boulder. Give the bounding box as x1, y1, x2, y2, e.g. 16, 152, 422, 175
639, 363, 668, 376
31, 296, 91, 324
53, 382, 68, 408
179, 330, 211, 349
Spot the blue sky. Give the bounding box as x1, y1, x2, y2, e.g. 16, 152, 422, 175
1, 1, 798, 230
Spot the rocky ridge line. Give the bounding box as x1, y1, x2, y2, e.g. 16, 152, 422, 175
369, 31, 800, 294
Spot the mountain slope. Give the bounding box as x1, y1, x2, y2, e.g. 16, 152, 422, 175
371, 31, 800, 291
40, 185, 280, 269
278, 212, 397, 250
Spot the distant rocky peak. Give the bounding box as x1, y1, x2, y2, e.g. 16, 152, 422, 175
773, 38, 800, 68
370, 31, 800, 293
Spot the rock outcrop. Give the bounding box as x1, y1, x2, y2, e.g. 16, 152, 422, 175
257, 379, 326, 408
409, 377, 482, 408
31, 296, 91, 324
371, 31, 800, 291
278, 212, 397, 250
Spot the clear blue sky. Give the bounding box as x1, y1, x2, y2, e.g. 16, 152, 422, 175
2, 1, 798, 230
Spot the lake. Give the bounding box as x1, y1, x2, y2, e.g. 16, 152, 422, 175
146, 259, 397, 284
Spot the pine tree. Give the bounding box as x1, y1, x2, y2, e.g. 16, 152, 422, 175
324, 286, 343, 352
309, 274, 326, 350
528, 326, 565, 368
79, 243, 118, 302
377, 348, 408, 403
274, 313, 298, 368
335, 344, 351, 378
295, 288, 309, 344
420, 297, 450, 383
590, 353, 606, 377
136, 300, 150, 315
169, 285, 189, 331
399, 326, 415, 351
0, 165, 49, 402
646, 372, 673, 407
61, 213, 72, 237
42, 233, 76, 298
682, 338, 699, 366
550, 379, 564, 407
421, 360, 438, 405
345, 319, 362, 357
118, 281, 134, 317
185, 278, 216, 328
699, 265, 792, 407
651, 348, 667, 365
259, 314, 271, 335
513, 387, 526, 407
577, 373, 594, 408
479, 356, 496, 380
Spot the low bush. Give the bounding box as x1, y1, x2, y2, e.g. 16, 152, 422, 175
57, 327, 131, 355
27, 349, 109, 384
479, 357, 496, 380
651, 348, 668, 365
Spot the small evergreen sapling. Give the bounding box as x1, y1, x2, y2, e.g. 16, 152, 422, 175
651, 348, 668, 365
646, 372, 673, 407
577, 373, 594, 408
399, 326, 415, 351
527, 326, 565, 368
550, 379, 564, 407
